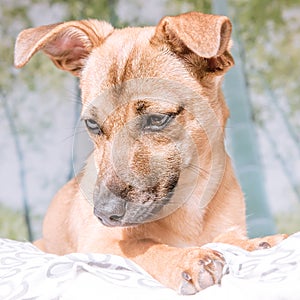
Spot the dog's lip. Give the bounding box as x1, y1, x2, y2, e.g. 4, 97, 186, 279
96, 215, 138, 227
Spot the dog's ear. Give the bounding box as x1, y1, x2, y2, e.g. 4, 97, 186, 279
152, 12, 234, 76
14, 20, 113, 76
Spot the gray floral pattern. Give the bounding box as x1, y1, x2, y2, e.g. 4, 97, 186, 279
1, 233, 300, 299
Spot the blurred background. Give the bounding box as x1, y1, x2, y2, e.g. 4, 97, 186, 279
0, 0, 299, 241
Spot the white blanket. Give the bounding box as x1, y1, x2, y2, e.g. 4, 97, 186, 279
1, 233, 300, 300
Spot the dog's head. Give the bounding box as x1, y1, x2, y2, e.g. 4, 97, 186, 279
15, 12, 234, 227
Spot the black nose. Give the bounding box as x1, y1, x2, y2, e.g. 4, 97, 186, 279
109, 214, 123, 221
93, 183, 128, 226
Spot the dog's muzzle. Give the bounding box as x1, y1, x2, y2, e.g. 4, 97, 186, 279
92, 177, 176, 226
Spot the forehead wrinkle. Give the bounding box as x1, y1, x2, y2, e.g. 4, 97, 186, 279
81, 29, 143, 102
105, 30, 158, 88
81, 27, 203, 110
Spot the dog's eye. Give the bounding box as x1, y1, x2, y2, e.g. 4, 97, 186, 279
85, 119, 102, 135
143, 114, 173, 131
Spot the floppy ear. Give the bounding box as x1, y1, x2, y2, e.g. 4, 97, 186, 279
152, 12, 234, 76
14, 20, 113, 76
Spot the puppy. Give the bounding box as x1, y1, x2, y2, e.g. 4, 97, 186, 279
14, 12, 286, 295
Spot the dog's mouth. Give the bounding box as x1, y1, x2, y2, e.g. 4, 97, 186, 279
94, 214, 140, 227
92, 163, 180, 226
93, 187, 177, 227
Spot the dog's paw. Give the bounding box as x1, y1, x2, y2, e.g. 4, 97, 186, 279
177, 249, 225, 295
247, 233, 288, 251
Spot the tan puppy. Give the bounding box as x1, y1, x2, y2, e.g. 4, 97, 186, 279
14, 12, 285, 295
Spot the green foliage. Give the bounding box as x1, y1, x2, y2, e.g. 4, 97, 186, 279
0, 204, 28, 240
50, 0, 120, 25
229, 0, 300, 116
166, 0, 211, 14
0, 0, 69, 94
275, 203, 300, 234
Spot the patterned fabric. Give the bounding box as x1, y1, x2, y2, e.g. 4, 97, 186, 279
0, 233, 300, 300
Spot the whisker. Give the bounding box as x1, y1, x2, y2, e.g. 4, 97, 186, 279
60, 130, 89, 143
65, 98, 83, 105
186, 163, 210, 178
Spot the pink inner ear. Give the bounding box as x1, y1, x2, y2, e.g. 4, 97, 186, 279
44, 29, 90, 59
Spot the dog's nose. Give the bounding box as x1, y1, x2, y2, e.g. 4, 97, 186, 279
109, 214, 123, 221
94, 208, 125, 226
93, 198, 126, 227
93, 182, 128, 226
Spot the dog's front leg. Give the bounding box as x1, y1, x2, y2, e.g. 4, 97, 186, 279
118, 239, 224, 295
213, 229, 288, 251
